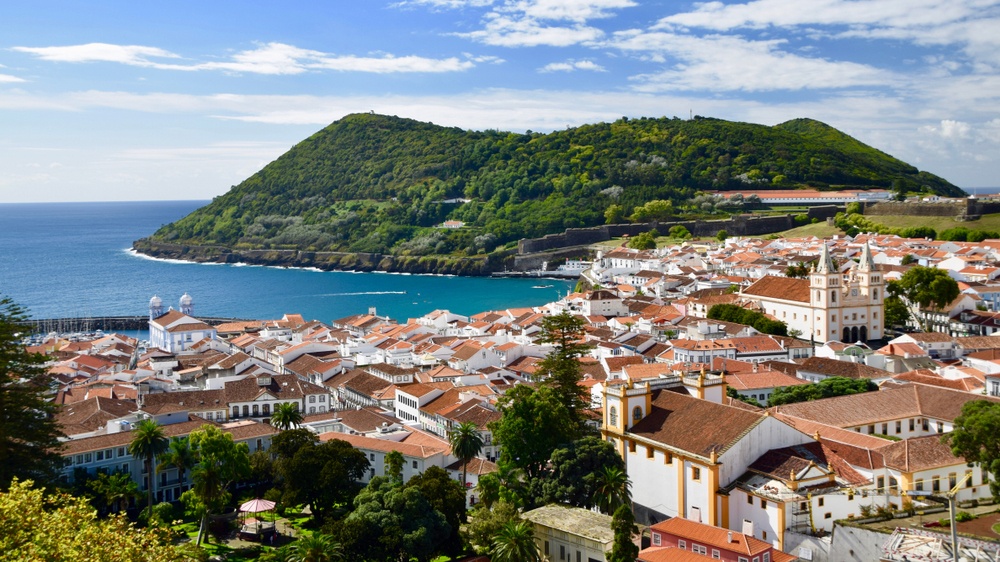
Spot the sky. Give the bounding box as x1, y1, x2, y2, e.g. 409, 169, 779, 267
1, 0, 999, 203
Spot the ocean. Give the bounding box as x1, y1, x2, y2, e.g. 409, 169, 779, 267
0, 201, 575, 323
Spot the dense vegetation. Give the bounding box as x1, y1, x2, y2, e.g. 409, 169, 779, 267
707, 303, 788, 336
769, 376, 878, 406
145, 113, 961, 257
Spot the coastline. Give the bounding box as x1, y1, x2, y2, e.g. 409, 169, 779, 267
131, 238, 512, 277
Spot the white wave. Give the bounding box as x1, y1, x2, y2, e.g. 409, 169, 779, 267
316, 291, 407, 297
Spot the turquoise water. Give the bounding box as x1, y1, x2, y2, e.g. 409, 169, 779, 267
0, 201, 574, 322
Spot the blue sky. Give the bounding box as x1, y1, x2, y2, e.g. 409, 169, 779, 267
2, 0, 998, 203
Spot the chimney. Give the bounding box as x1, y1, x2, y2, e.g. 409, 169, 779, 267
728, 531, 734, 543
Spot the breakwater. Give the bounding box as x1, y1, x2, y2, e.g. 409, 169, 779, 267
17, 316, 250, 335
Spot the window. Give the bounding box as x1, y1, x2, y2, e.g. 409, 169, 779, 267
560, 545, 565, 560
868, 424, 875, 434
319, 395, 325, 402
633, 406, 642, 421
748, 494, 754, 504
242, 405, 249, 417
877, 476, 885, 490
679, 540, 686, 550
84, 453, 91, 463
922, 419, 929, 431
232, 406, 239, 418
966, 471, 973, 487
713, 549, 721, 559
609, 406, 618, 426
949, 473, 957, 489
938, 422, 944, 433
692, 467, 701, 481
252, 404, 259, 416
652, 533, 661, 546
256, 439, 263, 451
933, 477, 941, 492
818, 497, 825, 507
544, 541, 549, 556
693, 545, 707, 555
916, 479, 924, 491
739, 557, 749, 562
647, 446, 654, 459
118, 447, 125, 458
412, 460, 418, 469
896, 421, 902, 433
763, 554, 770, 562
96, 451, 104, 461
762, 531, 767, 540
628, 441, 636, 453
761, 499, 767, 509
369, 453, 375, 461
910, 418, 915, 431
882, 423, 888, 434
309, 395, 316, 403
76, 455, 83, 464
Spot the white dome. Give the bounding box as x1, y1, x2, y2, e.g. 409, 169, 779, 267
149, 295, 162, 306
179, 293, 193, 306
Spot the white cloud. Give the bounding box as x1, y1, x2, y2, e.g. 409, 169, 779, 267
614, 32, 889, 92
540, 59, 605, 72
12, 43, 188, 70
0, 73, 25, 83
456, 0, 636, 47
392, 0, 495, 8
14, 41, 480, 75
922, 119, 972, 139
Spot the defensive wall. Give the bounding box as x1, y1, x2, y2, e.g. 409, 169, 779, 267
864, 199, 1000, 219
516, 206, 840, 255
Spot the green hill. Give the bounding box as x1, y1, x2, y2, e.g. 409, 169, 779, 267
142, 113, 962, 257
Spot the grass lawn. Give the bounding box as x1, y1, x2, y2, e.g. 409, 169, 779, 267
773, 222, 843, 238
862, 213, 1000, 234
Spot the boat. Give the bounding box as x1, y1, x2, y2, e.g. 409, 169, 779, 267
532, 284, 554, 289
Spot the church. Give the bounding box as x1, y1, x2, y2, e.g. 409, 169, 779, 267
739, 242, 884, 343
148, 293, 218, 353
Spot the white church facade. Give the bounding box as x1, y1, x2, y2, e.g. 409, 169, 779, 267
739, 243, 884, 343
148, 293, 218, 353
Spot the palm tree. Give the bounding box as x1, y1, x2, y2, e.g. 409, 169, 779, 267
88, 470, 139, 514
594, 465, 632, 515
490, 520, 541, 562
448, 421, 484, 489
271, 402, 304, 431
287, 533, 343, 562
157, 436, 196, 488
128, 418, 168, 509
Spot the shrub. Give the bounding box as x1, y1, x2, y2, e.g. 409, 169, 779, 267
956, 511, 974, 523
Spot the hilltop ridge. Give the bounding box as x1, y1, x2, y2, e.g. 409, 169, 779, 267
137, 113, 962, 268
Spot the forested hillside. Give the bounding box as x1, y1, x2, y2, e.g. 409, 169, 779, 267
143, 113, 961, 257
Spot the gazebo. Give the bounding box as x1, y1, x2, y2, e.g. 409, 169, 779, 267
238, 498, 276, 541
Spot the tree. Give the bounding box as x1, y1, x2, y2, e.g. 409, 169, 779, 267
604, 204, 625, 224
128, 418, 168, 510
726, 386, 763, 408
271, 402, 304, 431
88, 470, 140, 515
1, 479, 180, 561
342, 476, 451, 562
540, 437, 626, 510
627, 230, 657, 250
629, 199, 673, 222
185, 424, 251, 546
668, 225, 691, 239
449, 421, 484, 489
287, 533, 343, 562
769, 376, 877, 406
0, 296, 64, 488
944, 400, 1000, 499
608, 504, 639, 562
463, 500, 521, 555
888, 266, 960, 331
883, 295, 910, 329
716, 229, 728, 242
384, 450, 404, 482
535, 311, 594, 434
785, 263, 810, 278
157, 436, 196, 488
279, 438, 370, 521
491, 385, 577, 482
490, 519, 541, 562
406, 466, 468, 556
594, 465, 632, 515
